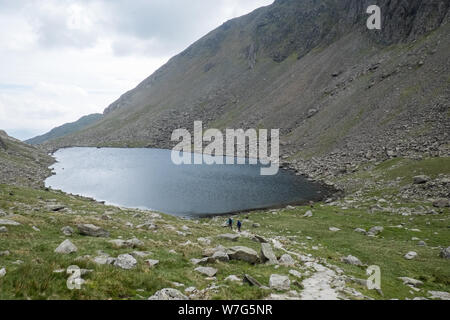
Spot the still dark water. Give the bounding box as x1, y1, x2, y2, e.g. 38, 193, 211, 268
45, 148, 324, 218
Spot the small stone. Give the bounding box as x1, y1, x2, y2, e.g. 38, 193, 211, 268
417, 241, 427, 247
0, 268, 6, 277
404, 251, 418, 260
148, 288, 188, 300
0, 226, 7, 233
0, 250, 10, 256
55, 239, 77, 254
211, 250, 230, 263
197, 237, 211, 246
289, 270, 302, 278
32, 226, 40, 232
131, 251, 153, 258
368, 226, 384, 236
329, 227, 341, 232
114, 254, 137, 270
269, 274, 290, 291
195, 267, 218, 277
354, 228, 367, 234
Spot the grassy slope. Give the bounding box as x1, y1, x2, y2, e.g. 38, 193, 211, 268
0, 157, 448, 300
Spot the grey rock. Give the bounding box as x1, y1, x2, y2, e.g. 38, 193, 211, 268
0, 268, 6, 277
109, 238, 144, 248
303, 211, 313, 218
413, 175, 429, 184
195, 267, 218, 277
404, 251, 418, 260
0, 226, 7, 233
77, 224, 109, 237
61, 226, 74, 236
55, 239, 77, 254
417, 241, 427, 247
148, 288, 189, 300
211, 250, 230, 263
218, 233, 240, 241
354, 228, 367, 234
279, 254, 296, 267
0, 219, 20, 226
399, 277, 423, 287
93, 255, 116, 265
368, 226, 384, 236
269, 274, 290, 291
433, 198, 449, 208
342, 255, 363, 266
329, 227, 341, 232
114, 254, 137, 270
244, 274, 263, 288
428, 291, 450, 300
260, 243, 278, 265
0, 250, 10, 256
227, 246, 259, 264
145, 259, 159, 267
225, 275, 241, 283
440, 247, 450, 259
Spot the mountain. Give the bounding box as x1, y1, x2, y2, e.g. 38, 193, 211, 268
25, 113, 102, 145
0, 130, 53, 188
41, 0, 449, 178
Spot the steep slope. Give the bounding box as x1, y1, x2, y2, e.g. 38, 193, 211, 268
0, 130, 53, 188
42, 0, 450, 175
25, 113, 102, 145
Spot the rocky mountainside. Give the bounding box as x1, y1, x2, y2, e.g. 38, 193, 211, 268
0, 130, 53, 188
26, 113, 102, 145
41, 0, 449, 181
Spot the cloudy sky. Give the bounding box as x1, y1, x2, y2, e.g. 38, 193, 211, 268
0, 0, 273, 140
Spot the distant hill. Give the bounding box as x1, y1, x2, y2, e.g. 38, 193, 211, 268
0, 130, 54, 188
26, 113, 102, 145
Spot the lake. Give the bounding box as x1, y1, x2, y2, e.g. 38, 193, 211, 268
45, 147, 326, 218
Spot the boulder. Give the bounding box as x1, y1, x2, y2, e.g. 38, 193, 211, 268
77, 224, 109, 237
399, 277, 423, 287
440, 247, 450, 259
368, 226, 384, 236
0, 219, 20, 226
260, 243, 278, 265
218, 234, 240, 241
404, 251, 418, 260
61, 226, 74, 236
279, 254, 296, 267
342, 255, 363, 266
195, 267, 218, 277
114, 254, 137, 270
269, 274, 290, 291
227, 246, 259, 264
203, 245, 227, 257
148, 288, 188, 300
433, 198, 449, 208
413, 175, 429, 184
54, 239, 77, 254
145, 259, 159, 267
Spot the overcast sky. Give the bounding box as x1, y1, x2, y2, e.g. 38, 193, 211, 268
0, 0, 273, 140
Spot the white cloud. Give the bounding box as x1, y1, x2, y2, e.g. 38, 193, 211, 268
0, 0, 273, 140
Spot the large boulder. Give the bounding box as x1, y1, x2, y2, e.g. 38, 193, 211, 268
148, 288, 189, 300
54, 239, 77, 254
77, 224, 109, 237
227, 246, 259, 264
114, 254, 137, 270
269, 274, 290, 291
260, 243, 278, 265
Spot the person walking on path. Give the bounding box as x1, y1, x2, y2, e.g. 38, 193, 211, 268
237, 220, 242, 233
228, 218, 233, 230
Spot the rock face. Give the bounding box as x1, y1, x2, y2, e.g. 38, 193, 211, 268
269, 274, 290, 291
148, 288, 188, 300
55, 239, 77, 254
114, 254, 137, 270
260, 243, 278, 265
77, 224, 109, 237
227, 246, 259, 264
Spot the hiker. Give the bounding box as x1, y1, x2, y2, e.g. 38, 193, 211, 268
228, 218, 233, 230
237, 220, 242, 233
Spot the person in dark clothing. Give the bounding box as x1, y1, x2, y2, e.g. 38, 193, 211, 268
228, 218, 233, 230
237, 220, 242, 233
